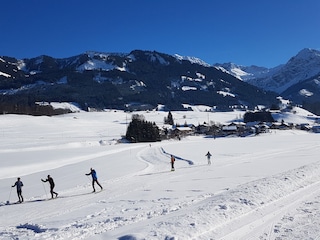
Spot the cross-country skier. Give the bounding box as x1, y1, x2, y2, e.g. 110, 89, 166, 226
12, 177, 24, 203
171, 155, 175, 171
41, 175, 58, 198
205, 151, 212, 165
86, 168, 103, 192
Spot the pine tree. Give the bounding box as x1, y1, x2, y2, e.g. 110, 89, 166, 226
164, 111, 174, 125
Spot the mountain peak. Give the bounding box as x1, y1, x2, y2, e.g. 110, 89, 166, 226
294, 48, 320, 60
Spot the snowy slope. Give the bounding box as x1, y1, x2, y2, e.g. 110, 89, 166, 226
0, 110, 320, 239
213, 63, 273, 81
174, 54, 211, 67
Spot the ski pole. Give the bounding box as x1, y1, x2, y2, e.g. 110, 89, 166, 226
7, 187, 13, 205
86, 175, 92, 185
41, 181, 48, 199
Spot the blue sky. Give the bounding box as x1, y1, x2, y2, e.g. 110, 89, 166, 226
1, 0, 319, 68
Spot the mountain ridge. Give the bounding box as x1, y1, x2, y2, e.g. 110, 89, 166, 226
1, 48, 320, 115
0, 50, 279, 115
215, 48, 320, 93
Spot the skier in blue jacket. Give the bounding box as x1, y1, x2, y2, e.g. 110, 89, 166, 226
12, 177, 24, 203
86, 168, 103, 192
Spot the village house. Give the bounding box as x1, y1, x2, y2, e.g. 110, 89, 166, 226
221, 122, 246, 136
170, 124, 195, 139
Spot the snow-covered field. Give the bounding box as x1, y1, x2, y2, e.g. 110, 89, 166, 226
1, 108, 320, 240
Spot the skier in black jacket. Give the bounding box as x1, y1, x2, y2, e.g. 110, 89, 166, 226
41, 175, 58, 198
12, 177, 24, 203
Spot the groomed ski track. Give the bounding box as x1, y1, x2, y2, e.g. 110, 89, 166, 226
1, 134, 320, 240
105, 141, 320, 240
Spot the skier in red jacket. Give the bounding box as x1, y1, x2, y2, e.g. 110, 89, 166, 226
171, 155, 175, 171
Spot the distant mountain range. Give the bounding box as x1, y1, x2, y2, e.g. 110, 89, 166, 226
215, 48, 320, 114
0, 48, 319, 115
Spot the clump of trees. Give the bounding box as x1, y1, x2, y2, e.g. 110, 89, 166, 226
303, 101, 320, 115
0, 98, 72, 116
243, 111, 275, 123
125, 114, 160, 142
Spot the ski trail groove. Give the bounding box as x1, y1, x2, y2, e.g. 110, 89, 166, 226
198, 179, 320, 239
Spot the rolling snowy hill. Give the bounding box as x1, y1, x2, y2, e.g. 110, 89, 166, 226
1, 109, 320, 239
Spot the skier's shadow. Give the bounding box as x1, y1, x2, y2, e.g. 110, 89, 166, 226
1, 199, 47, 207
138, 170, 171, 176
0, 191, 95, 207
56, 191, 94, 199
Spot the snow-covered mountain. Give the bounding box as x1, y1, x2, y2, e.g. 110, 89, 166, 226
215, 48, 320, 94
213, 63, 273, 81
252, 48, 320, 94
1, 48, 320, 115
0, 50, 278, 115
215, 48, 320, 114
